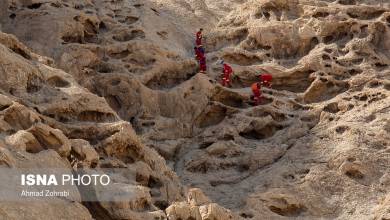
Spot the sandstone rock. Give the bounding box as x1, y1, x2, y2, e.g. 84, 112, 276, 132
0, 146, 91, 219
70, 139, 98, 167
166, 188, 238, 220
0, 200, 93, 220
0, 0, 389, 219
374, 194, 390, 220
0, 94, 12, 110
134, 161, 152, 186
0, 27, 186, 219
2, 103, 41, 131
380, 172, 390, 187
0, 146, 16, 167
188, 188, 211, 207
199, 203, 236, 220
5, 130, 42, 153
28, 123, 71, 157
166, 202, 201, 220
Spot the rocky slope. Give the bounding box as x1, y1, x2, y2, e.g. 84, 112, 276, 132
0, 0, 389, 219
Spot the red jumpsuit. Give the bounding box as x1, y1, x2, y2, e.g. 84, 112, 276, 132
199, 55, 206, 73
194, 47, 203, 61
251, 83, 262, 105
222, 64, 233, 87
196, 31, 202, 46
260, 74, 272, 88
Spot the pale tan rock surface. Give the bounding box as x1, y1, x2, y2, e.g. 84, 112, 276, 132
0, 0, 389, 219
0, 29, 184, 219
166, 188, 237, 220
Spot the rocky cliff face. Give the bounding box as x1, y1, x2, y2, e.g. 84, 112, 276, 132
0, 0, 389, 219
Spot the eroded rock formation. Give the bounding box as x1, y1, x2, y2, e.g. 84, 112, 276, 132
0, 0, 389, 219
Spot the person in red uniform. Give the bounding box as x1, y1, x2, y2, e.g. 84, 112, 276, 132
198, 45, 205, 55
199, 54, 207, 73
220, 61, 233, 87
194, 46, 206, 73
251, 82, 262, 106
194, 46, 202, 61
194, 45, 205, 59
259, 73, 272, 88
196, 28, 203, 46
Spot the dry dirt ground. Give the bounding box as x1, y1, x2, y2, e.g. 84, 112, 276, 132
0, 0, 389, 219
